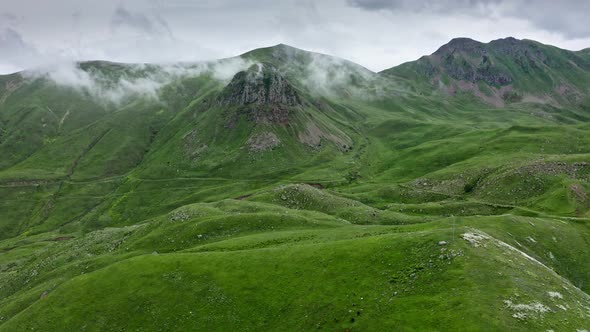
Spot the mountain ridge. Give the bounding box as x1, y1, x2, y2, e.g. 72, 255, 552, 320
382, 36, 590, 107
1, 37, 590, 331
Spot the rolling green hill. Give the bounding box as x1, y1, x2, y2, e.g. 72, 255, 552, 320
1, 40, 590, 331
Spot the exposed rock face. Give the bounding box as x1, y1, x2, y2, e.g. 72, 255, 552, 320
431, 37, 590, 87
246, 132, 280, 152
219, 64, 301, 107
441, 54, 513, 86
298, 122, 352, 152
182, 129, 208, 163
219, 64, 302, 126
434, 39, 513, 86
489, 38, 542, 58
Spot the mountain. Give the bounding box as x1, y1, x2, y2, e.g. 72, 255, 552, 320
384, 37, 590, 107
1, 41, 590, 331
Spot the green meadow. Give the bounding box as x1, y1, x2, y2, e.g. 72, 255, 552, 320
1, 40, 589, 331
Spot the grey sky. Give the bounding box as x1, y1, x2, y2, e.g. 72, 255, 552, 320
1, 0, 590, 74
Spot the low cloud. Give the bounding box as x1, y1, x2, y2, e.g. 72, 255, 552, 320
265, 46, 388, 99
300, 53, 377, 98
23, 48, 392, 105
2, 0, 590, 75
23, 57, 255, 105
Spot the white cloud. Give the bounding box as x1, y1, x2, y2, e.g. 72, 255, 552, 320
0, 0, 589, 74
23, 57, 255, 104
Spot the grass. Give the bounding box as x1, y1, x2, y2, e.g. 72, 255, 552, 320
1, 213, 589, 331
1, 42, 590, 330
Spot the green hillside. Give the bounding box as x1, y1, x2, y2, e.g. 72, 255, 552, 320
384, 37, 590, 108
1, 41, 589, 331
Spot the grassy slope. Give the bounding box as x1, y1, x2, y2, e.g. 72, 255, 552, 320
0, 206, 589, 331
383, 37, 590, 109
1, 43, 590, 330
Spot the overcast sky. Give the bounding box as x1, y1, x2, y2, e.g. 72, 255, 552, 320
1, 0, 590, 74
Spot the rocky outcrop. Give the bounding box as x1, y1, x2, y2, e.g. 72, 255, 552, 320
218, 64, 301, 107
218, 64, 302, 126
435, 39, 513, 86
182, 129, 208, 162
246, 132, 280, 152
441, 54, 511, 85
298, 122, 352, 152
432, 37, 590, 86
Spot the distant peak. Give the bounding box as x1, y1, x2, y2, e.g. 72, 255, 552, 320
432, 37, 544, 57
488, 37, 526, 47
241, 43, 303, 58
447, 37, 480, 45
490, 36, 520, 43
487, 37, 544, 57
434, 37, 485, 56
271, 43, 298, 50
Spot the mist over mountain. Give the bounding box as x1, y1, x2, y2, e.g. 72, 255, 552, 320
1, 38, 590, 331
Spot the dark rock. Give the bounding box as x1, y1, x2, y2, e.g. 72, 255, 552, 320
218, 64, 301, 107
218, 64, 302, 125
441, 52, 513, 86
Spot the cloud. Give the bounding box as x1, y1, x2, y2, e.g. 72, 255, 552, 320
23, 62, 163, 104
23, 57, 255, 104
299, 53, 377, 98
347, 0, 590, 40
0, 12, 19, 25
504, 1, 590, 39
110, 5, 173, 38
347, 0, 501, 14
0, 28, 31, 53
1, 0, 590, 75
0, 28, 40, 73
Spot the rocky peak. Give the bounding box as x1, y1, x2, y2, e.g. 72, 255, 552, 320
218, 64, 301, 107
488, 37, 526, 50
488, 38, 544, 60
430, 38, 513, 86
434, 38, 486, 56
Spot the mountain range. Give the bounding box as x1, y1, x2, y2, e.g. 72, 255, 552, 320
1, 37, 590, 331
